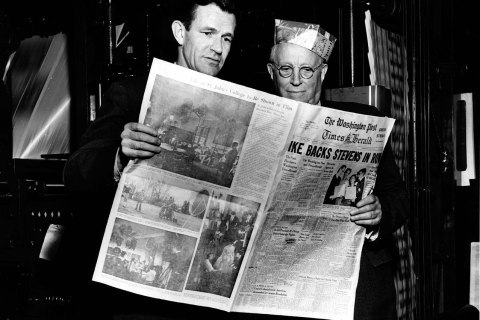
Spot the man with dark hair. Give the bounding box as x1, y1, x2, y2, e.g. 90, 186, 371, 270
174, 0, 236, 33
65, 0, 236, 192
172, 0, 236, 77
62, 0, 237, 317
267, 19, 408, 320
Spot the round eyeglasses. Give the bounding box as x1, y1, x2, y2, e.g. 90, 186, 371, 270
271, 63, 325, 79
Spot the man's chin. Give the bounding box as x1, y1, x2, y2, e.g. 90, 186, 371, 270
198, 64, 221, 77
285, 92, 309, 103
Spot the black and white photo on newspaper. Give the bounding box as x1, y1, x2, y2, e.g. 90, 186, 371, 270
139, 73, 255, 188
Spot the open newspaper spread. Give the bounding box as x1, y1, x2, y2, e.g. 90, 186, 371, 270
93, 58, 395, 320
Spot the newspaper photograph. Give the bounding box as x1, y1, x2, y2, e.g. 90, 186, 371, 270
93, 58, 298, 311
101, 217, 197, 292
118, 165, 209, 232
139, 73, 256, 188
184, 194, 260, 298
233, 104, 395, 320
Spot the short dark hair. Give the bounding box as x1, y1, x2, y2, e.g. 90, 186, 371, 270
176, 0, 236, 30
358, 168, 366, 175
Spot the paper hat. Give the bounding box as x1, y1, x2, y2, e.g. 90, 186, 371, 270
274, 19, 337, 61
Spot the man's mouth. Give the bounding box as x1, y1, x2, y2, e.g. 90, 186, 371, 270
287, 91, 305, 95
205, 57, 220, 64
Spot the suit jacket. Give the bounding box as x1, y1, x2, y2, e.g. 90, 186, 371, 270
323, 100, 409, 320
64, 76, 148, 195
63, 76, 150, 301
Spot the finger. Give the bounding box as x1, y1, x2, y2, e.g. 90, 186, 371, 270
122, 138, 162, 152
355, 194, 376, 207
122, 147, 158, 159
352, 217, 381, 226
121, 141, 162, 159
351, 195, 380, 215
352, 218, 381, 227
350, 212, 381, 226
350, 202, 378, 216
121, 130, 162, 146
350, 209, 379, 221
124, 122, 159, 137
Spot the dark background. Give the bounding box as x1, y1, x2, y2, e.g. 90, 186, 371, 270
0, 0, 478, 319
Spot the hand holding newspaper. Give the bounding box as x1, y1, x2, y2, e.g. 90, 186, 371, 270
93, 58, 395, 320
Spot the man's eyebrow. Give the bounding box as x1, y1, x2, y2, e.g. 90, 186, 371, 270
199, 26, 234, 38
201, 27, 218, 32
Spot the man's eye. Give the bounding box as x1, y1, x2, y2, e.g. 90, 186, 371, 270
203, 31, 213, 36
279, 66, 292, 72
301, 67, 314, 72
223, 37, 232, 43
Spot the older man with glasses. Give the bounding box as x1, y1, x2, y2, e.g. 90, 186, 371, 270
267, 19, 409, 320
267, 19, 332, 105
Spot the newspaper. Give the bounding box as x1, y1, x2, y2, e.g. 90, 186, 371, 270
92, 58, 395, 320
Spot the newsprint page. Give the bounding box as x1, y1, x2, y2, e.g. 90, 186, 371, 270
93, 58, 395, 320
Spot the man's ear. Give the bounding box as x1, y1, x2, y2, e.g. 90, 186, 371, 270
172, 20, 185, 46
267, 63, 274, 80
320, 63, 329, 82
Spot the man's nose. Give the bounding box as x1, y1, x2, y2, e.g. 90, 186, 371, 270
290, 68, 302, 85
211, 36, 223, 55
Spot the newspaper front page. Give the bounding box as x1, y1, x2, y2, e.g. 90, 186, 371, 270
233, 104, 395, 320
92, 58, 298, 311
92, 58, 395, 319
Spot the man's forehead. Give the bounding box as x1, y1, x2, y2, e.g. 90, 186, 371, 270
191, 3, 236, 34
275, 43, 321, 65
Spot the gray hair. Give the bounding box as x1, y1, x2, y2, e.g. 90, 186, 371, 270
269, 45, 279, 64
